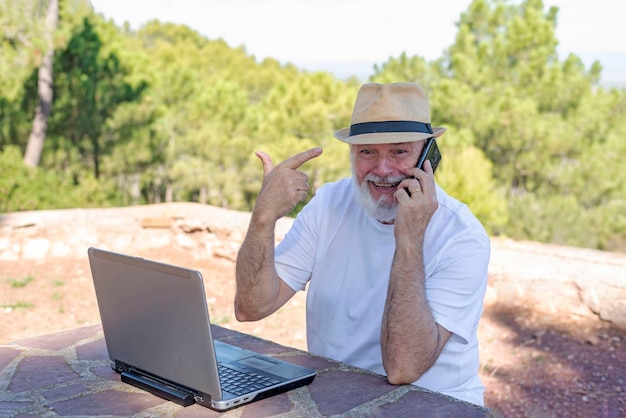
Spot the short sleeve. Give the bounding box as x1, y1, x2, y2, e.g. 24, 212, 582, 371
274, 195, 320, 292
425, 232, 490, 344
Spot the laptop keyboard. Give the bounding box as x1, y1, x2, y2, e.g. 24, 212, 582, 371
218, 362, 282, 396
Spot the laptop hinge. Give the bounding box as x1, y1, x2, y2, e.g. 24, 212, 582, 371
121, 370, 196, 407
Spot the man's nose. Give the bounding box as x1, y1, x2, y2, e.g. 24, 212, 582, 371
374, 156, 396, 175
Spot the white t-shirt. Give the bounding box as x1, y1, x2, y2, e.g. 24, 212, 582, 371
275, 177, 490, 406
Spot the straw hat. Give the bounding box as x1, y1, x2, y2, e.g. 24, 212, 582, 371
334, 82, 446, 144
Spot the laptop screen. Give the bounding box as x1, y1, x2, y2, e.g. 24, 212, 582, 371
88, 247, 222, 398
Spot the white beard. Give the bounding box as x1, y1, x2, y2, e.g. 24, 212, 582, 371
351, 172, 405, 223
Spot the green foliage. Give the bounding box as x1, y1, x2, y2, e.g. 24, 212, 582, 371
435, 130, 509, 235
0, 145, 115, 212
0, 0, 47, 101
1, 0, 624, 252
46, 16, 148, 179
0, 301, 34, 310
371, 53, 436, 85
5, 275, 34, 288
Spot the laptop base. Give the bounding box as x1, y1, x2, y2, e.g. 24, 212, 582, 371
120, 368, 315, 411
120, 368, 196, 407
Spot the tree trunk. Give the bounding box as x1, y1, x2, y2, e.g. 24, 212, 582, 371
131, 173, 141, 205
24, 0, 59, 167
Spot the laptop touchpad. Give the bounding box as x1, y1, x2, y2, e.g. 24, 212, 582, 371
238, 356, 279, 369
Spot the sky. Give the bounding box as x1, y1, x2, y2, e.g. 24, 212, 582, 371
89, 0, 626, 87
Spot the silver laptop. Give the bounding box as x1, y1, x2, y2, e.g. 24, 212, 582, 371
87, 247, 316, 411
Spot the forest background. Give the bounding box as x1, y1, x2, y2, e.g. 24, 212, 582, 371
1, 0, 625, 252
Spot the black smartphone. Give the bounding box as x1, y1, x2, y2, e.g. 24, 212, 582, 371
416, 137, 441, 173
406, 137, 442, 196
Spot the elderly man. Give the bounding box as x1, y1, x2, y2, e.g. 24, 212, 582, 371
234, 82, 490, 406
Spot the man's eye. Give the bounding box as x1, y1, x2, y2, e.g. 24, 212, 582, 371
394, 150, 411, 157
359, 150, 376, 160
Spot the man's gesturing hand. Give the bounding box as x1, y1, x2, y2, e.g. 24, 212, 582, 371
253, 147, 323, 223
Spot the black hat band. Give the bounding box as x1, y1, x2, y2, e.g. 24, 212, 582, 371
349, 120, 433, 136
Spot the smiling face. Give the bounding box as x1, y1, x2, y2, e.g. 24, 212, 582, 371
350, 141, 425, 222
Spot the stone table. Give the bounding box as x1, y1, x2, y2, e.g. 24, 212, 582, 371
0, 324, 490, 417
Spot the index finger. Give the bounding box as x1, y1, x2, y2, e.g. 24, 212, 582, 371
422, 159, 434, 175
279, 147, 323, 170
412, 159, 434, 180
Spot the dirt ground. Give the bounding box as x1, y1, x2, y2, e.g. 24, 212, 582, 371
1, 236, 625, 417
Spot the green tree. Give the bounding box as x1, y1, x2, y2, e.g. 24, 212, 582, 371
0, 145, 113, 212
239, 72, 356, 213
440, 0, 624, 249
46, 17, 147, 179
3, 0, 624, 252
23, 0, 58, 167
0, 0, 48, 149
121, 22, 259, 206
0, 0, 47, 103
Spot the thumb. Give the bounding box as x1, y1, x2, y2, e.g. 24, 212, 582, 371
255, 151, 274, 176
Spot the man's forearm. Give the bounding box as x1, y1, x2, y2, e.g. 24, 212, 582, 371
381, 241, 450, 384
234, 216, 281, 321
